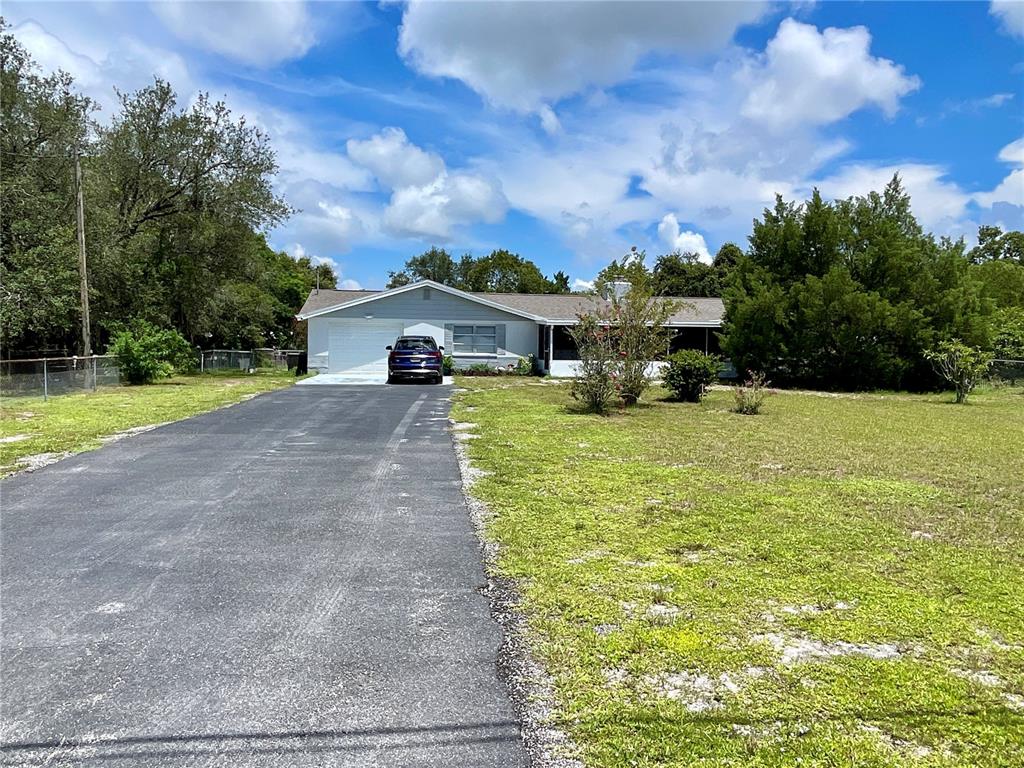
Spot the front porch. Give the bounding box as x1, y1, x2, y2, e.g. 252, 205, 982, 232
537, 324, 722, 377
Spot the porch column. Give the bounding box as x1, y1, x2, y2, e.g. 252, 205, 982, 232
705, 327, 709, 354
547, 324, 554, 373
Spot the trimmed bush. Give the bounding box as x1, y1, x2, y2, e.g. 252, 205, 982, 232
109, 321, 195, 385
663, 350, 720, 402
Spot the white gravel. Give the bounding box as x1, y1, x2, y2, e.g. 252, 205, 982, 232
753, 632, 902, 665
644, 670, 745, 712
451, 417, 584, 768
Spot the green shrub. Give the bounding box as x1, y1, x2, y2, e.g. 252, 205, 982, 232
925, 340, 993, 404
514, 354, 536, 376
455, 356, 536, 377
569, 314, 617, 413
109, 321, 195, 385
609, 287, 676, 405
733, 370, 771, 415
442, 354, 455, 375
663, 350, 720, 402
992, 308, 1024, 361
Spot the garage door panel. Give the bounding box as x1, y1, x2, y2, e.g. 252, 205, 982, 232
328, 320, 403, 374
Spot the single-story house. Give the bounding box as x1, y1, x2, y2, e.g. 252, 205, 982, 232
296, 279, 724, 377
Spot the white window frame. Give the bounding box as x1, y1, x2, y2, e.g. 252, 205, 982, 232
452, 324, 498, 354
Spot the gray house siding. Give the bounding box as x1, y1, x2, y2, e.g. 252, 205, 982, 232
320, 287, 530, 323
307, 287, 539, 372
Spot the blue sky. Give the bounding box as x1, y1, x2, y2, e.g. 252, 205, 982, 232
7, 1, 1023, 290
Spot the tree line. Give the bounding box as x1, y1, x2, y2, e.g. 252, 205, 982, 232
386, 246, 571, 293
591, 244, 740, 297
1, 22, 333, 357
721, 180, 1023, 391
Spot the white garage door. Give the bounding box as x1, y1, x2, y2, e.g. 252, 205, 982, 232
328, 319, 404, 374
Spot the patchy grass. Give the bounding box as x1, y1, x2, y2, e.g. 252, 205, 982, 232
453, 379, 1024, 767
0, 370, 298, 475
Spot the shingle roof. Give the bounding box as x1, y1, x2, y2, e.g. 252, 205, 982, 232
473, 292, 723, 324
298, 286, 723, 325
299, 289, 380, 316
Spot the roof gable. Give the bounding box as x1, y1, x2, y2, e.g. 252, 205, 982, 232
296, 280, 545, 322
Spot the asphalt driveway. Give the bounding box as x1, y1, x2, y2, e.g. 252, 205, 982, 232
0, 385, 527, 767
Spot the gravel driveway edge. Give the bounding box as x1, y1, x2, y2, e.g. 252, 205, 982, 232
450, 417, 585, 768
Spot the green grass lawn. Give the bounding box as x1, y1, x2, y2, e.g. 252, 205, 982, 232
0, 370, 299, 475
452, 379, 1024, 767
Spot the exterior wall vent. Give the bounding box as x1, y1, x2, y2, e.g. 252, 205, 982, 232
423, 287, 432, 300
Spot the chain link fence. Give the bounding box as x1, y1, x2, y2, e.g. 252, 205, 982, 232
198, 349, 303, 372
2, 348, 306, 401
253, 348, 304, 370
991, 359, 1024, 386
0, 355, 120, 400
198, 349, 253, 372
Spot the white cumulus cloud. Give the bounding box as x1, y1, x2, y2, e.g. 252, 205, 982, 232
976, 169, 1024, 208
998, 137, 1024, 165
539, 105, 562, 135
347, 128, 508, 240
398, 0, 766, 112
484, 16, 930, 261
346, 127, 445, 189
152, 0, 316, 67
382, 171, 507, 240
740, 19, 920, 129
12, 20, 192, 114
657, 214, 712, 262
991, 0, 1024, 37
974, 138, 1024, 215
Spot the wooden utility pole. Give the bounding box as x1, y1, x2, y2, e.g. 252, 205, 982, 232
74, 146, 91, 356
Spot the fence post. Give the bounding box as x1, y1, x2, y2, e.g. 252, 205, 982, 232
93, 355, 98, 391
199, 347, 204, 373
43, 358, 48, 402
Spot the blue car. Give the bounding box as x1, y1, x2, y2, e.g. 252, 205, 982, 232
386, 336, 444, 384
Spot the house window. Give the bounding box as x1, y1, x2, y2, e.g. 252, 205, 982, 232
453, 324, 498, 354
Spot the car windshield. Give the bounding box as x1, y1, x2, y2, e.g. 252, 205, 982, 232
395, 338, 437, 351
